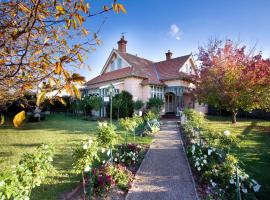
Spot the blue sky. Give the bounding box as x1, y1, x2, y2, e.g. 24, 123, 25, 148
79, 0, 270, 80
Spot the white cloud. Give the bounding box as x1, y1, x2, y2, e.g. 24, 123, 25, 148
169, 24, 182, 40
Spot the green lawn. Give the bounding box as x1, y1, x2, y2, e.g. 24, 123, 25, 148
0, 113, 152, 200
205, 115, 270, 199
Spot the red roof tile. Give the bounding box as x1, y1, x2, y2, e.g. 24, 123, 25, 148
85, 50, 192, 87
155, 55, 191, 80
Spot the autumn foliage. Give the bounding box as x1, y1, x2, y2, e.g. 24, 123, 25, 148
0, 0, 126, 126
195, 39, 270, 123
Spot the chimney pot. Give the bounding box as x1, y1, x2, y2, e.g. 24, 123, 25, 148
166, 50, 173, 60
117, 36, 127, 53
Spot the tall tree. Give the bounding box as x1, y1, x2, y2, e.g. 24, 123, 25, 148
196, 39, 270, 123
0, 0, 126, 126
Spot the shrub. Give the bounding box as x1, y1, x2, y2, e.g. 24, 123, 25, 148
144, 110, 159, 121
182, 109, 261, 199
134, 100, 144, 111
113, 144, 145, 167
96, 122, 117, 148
88, 96, 102, 111
72, 139, 100, 199
110, 164, 133, 191
0, 144, 54, 199
91, 164, 114, 196
146, 97, 164, 112
110, 91, 134, 119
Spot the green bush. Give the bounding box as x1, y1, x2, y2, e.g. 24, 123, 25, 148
146, 97, 164, 112
144, 110, 159, 121
0, 144, 54, 199
88, 96, 102, 111
110, 91, 134, 119
134, 100, 144, 111
96, 122, 117, 148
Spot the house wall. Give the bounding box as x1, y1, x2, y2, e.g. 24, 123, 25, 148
164, 79, 193, 88
123, 77, 144, 101
142, 85, 151, 103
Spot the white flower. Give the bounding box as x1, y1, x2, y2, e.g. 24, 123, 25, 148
203, 159, 207, 164
83, 144, 88, 149
229, 179, 235, 184
132, 157, 135, 161
102, 160, 106, 164
253, 184, 261, 192
0, 181, 5, 187
208, 149, 212, 155
191, 145, 195, 155
211, 181, 217, 187
197, 167, 201, 171
195, 161, 199, 167
101, 148, 105, 153
121, 159, 125, 162
84, 166, 90, 172
224, 130, 231, 136
88, 139, 93, 145
242, 188, 247, 193
107, 150, 111, 156
114, 158, 118, 162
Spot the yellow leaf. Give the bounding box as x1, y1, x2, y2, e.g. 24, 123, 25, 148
57, 97, 66, 106
72, 84, 81, 99
63, 69, 71, 79
70, 73, 85, 83
77, 54, 83, 63
75, 14, 84, 26
72, 18, 77, 30
66, 19, 71, 30
13, 111, 25, 128
49, 77, 55, 87
20, 104, 25, 108
103, 6, 109, 11
36, 91, 46, 106
55, 62, 62, 74
118, 4, 127, 14
1, 115, 5, 126
82, 27, 89, 36
56, 5, 66, 14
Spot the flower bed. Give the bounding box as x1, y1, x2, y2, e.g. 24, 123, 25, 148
180, 109, 261, 200
67, 113, 159, 200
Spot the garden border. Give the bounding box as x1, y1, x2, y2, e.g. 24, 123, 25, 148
177, 124, 200, 200
125, 138, 155, 199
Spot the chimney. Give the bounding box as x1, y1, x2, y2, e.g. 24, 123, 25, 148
117, 36, 127, 53
165, 50, 173, 60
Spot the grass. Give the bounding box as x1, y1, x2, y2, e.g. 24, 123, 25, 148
0, 113, 152, 200
205, 115, 270, 199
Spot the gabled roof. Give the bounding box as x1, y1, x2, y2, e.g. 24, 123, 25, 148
85, 50, 193, 88
155, 54, 192, 81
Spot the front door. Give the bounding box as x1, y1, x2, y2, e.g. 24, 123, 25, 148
165, 93, 175, 113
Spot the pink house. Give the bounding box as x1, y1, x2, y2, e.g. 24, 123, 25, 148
82, 36, 207, 117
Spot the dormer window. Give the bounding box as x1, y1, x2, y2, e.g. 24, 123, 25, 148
117, 58, 122, 69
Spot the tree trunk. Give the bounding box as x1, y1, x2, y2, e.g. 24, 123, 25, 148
231, 111, 237, 124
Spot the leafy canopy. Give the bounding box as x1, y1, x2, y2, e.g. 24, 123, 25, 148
196, 39, 270, 118
0, 0, 126, 126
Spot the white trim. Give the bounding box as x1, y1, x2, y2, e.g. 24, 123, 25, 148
99, 81, 124, 89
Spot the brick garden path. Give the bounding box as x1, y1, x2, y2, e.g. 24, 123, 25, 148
125, 120, 199, 200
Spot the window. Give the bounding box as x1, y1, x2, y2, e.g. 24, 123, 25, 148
110, 61, 115, 71
117, 58, 122, 69
150, 85, 164, 99
189, 66, 192, 74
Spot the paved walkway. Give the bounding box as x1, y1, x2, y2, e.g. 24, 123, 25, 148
125, 120, 198, 200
